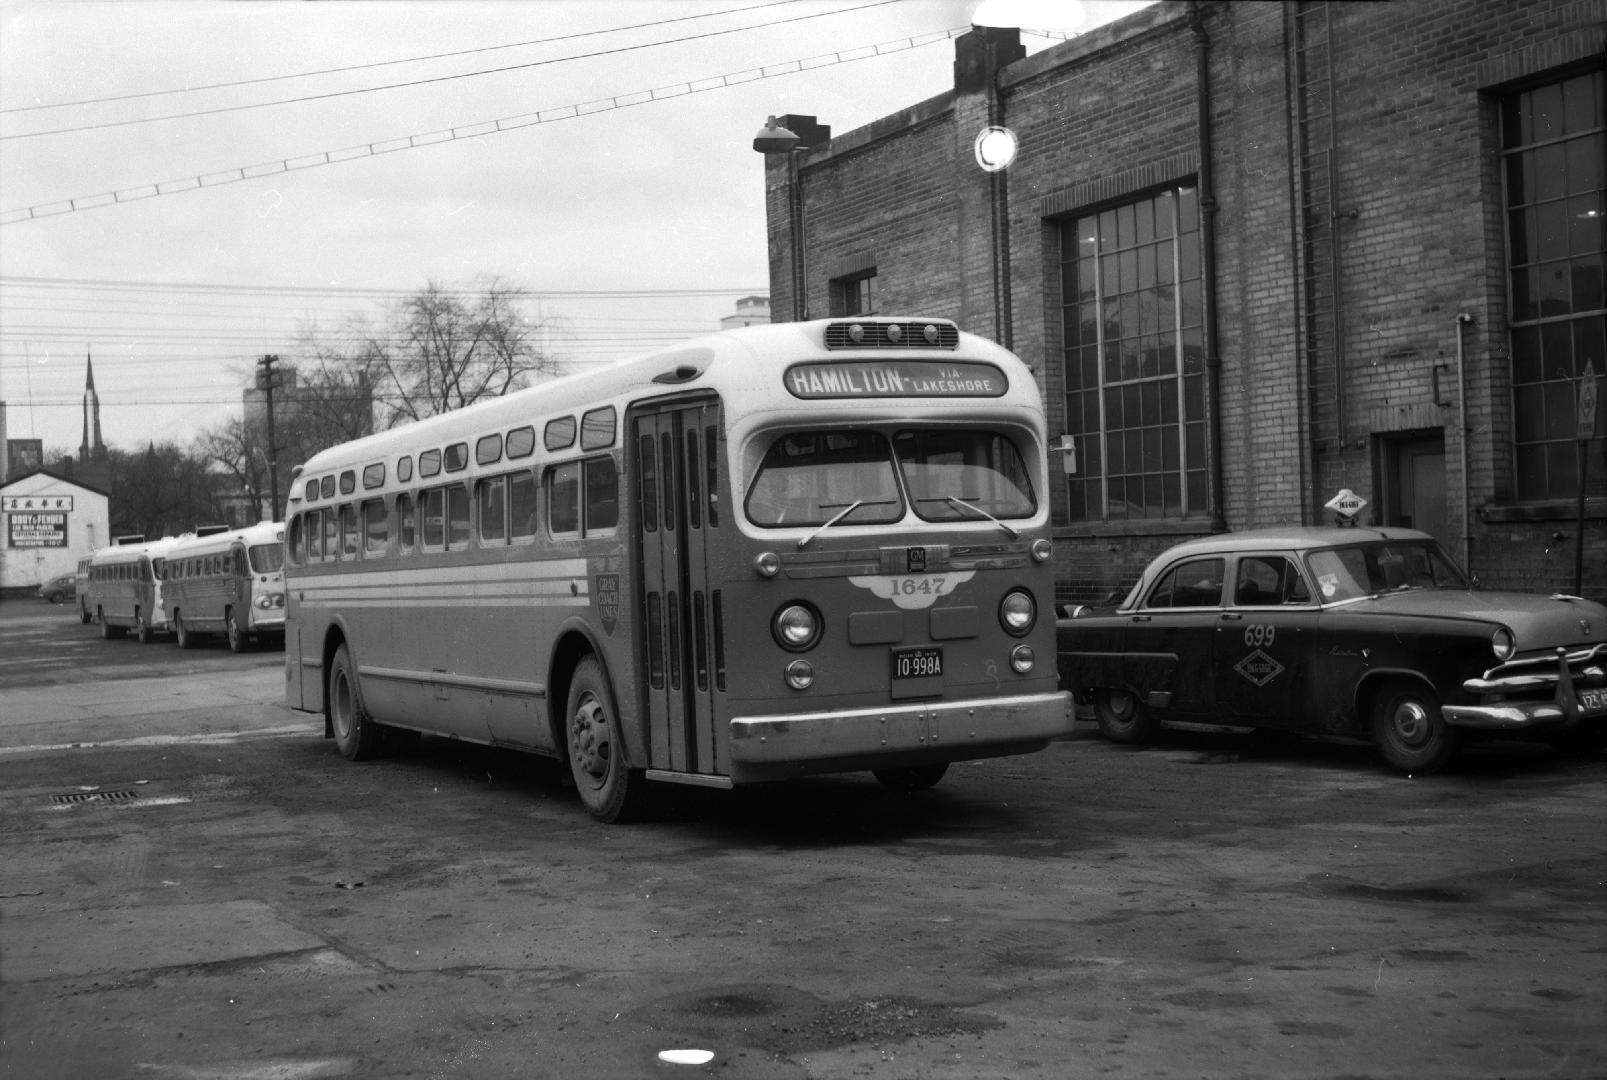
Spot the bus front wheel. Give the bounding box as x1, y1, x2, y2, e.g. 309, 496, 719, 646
329, 645, 382, 761
134, 611, 154, 645
174, 612, 193, 650
565, 656, 646, 823
227, 608, 248, 653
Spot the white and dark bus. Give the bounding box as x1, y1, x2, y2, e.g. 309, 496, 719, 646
162, 521, 287, 651
84, 534, 184, 643
283, 317, 1072, 820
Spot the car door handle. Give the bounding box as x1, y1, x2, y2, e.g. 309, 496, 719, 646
1131, 614, 1151, 622
1220, 612, 1243, 621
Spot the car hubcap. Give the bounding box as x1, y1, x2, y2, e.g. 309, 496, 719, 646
1108, 691, 1135, 721
1390, 700, 1430, 746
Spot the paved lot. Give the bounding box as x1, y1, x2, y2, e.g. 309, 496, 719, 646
2, 601, 1604, 1079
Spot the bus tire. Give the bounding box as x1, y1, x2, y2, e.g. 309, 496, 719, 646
873, 763, 949, 791
1371, 678, 1457, 775
227, 608, 248, 653
78, 604, 91, 624
134, 611, 154, 645
174, 612, 193, 650
329, 645, 382, 761
565, 655, 646, 823
99, 610, 125, 640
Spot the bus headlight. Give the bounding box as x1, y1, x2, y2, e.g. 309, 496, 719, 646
999, 590, 1035, 636
1491, 627, 1515, 660
785, 659, 814, 690
774, 602, 821, 651
1010, 645, 1035, 673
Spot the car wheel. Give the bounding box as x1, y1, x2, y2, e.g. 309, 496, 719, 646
1094, 688, 1159, 744
227, 608, 247, 653
873, 763, 949, 791
565, 655, 647, 823
1370, 678, 1457, 774
329, 644, 382, 761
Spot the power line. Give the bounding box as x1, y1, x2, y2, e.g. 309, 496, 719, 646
0, 26, 963, 225
0, 0, 807, 114
1, 0, 901, 140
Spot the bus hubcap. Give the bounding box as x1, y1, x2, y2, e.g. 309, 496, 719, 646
571, 696, 609, 780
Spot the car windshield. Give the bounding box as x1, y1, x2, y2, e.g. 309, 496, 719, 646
1305, 540, 1469, 602
249, 543, 285, 573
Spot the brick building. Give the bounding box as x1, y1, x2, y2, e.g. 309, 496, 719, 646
756, 0, 1605, 604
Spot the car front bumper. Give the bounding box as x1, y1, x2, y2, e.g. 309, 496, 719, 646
1445, 643, 1607, 730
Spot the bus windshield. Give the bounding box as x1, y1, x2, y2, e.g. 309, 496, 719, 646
895, 429, 1036, 522
746, 430, 903, 527
249, 543, 286, 574
745, 427, 1036, 528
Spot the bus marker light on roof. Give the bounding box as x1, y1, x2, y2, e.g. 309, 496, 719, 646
848, 323, 865, 343
885, 323, 902, 343
923, 323, 940, 344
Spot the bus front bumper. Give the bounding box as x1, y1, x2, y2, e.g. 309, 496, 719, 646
728, 691, 1073, 781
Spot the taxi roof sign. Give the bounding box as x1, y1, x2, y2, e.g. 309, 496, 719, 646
1325, 489, 1368, 519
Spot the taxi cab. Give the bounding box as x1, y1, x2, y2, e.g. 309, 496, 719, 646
1056, 526, 1607, 773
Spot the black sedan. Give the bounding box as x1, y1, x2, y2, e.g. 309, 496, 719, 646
1057, 526, 1607, 773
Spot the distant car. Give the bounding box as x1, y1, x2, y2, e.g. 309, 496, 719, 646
38, 573, 77, 604
1056, 526, 1607, 773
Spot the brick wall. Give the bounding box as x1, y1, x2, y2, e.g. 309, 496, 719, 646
769, 0, 1606, 603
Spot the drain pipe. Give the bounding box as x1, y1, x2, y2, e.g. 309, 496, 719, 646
1455, 313, 1473, 574
1192, 3, 1226, 532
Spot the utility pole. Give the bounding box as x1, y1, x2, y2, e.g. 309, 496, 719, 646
258, 354, 281, 519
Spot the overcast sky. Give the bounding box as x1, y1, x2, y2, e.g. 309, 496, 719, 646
0, 0, 1152, 458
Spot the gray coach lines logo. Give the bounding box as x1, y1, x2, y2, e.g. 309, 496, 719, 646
1234, 649, 1285, 687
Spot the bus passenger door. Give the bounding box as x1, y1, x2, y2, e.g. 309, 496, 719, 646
632, 399, 724, 778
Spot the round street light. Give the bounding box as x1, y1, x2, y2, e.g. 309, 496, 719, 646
753, 116, 801, 155
974, 125, 1018, 172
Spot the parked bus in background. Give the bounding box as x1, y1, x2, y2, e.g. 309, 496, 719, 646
283, 317, 1073, 821
164, 521, 287, 652
84, 535, 184, 643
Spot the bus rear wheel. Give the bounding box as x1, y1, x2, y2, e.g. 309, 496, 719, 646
99, 610, 124, 640
134, 612, 154, 645
873, 763, 949, 792
174, 612, 193, 650
329, 645, 382, 761
565, 656, 646, 823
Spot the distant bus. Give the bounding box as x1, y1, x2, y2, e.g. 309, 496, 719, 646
85, 535, 184, 643
283, 317, 1073, 821
163, 521, 287, 651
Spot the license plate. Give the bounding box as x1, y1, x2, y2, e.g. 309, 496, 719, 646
892, 647, 943, 680
1580, 688, 1607, 715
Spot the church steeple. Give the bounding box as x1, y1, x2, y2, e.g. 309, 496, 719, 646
80, 351, 106, 464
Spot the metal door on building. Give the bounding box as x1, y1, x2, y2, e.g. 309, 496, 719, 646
1382, 435, 1451, 552
631, 397, 727, 779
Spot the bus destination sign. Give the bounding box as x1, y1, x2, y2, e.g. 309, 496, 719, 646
785, 361, 1007, 400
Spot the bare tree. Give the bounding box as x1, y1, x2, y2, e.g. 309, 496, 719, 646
309, 277, 560, 429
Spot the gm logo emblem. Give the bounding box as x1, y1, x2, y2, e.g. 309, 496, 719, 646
907, 547, 927, 573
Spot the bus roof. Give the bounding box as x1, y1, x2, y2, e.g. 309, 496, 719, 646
164, 521, 285, 561
89, 534, 189, 565
289, 317, 1044, 507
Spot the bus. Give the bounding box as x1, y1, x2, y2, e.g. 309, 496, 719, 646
283, 317, 1073, 821
163, 521, 287, 651
85, 534, 184, 643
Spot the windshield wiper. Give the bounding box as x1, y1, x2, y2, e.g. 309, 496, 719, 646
798, 500, 864, 550
945, 496, 1018, 539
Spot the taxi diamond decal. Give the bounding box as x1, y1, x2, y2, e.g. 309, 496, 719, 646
1235, 649, 1284, 687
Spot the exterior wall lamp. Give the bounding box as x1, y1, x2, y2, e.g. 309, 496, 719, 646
753, 115, 828, 323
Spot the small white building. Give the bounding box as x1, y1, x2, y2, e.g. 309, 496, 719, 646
719, 295, 771, 331
0, 470, 110, 592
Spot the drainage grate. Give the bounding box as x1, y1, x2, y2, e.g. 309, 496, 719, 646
52, 790, 139, 805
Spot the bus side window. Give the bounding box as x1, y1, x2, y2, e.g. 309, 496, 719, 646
478, 476, 507, 545
421, 488, 445, 550
287, 517, 303, 566
510, 471, 538, 543
585, 456, 618, 533
705, 423, 720, 527
638, 433, 658, 533
340, 504, 359, 558
549, 462, 580, 537
396, 493, 415, 554
447, 485, 471, 549
322, 507, 339, 562
363, 498, 388, 554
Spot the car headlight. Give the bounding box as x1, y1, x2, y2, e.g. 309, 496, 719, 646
1491, 627, 1515, 660
999, 589, 1035, 636
773, 602, 821, 651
